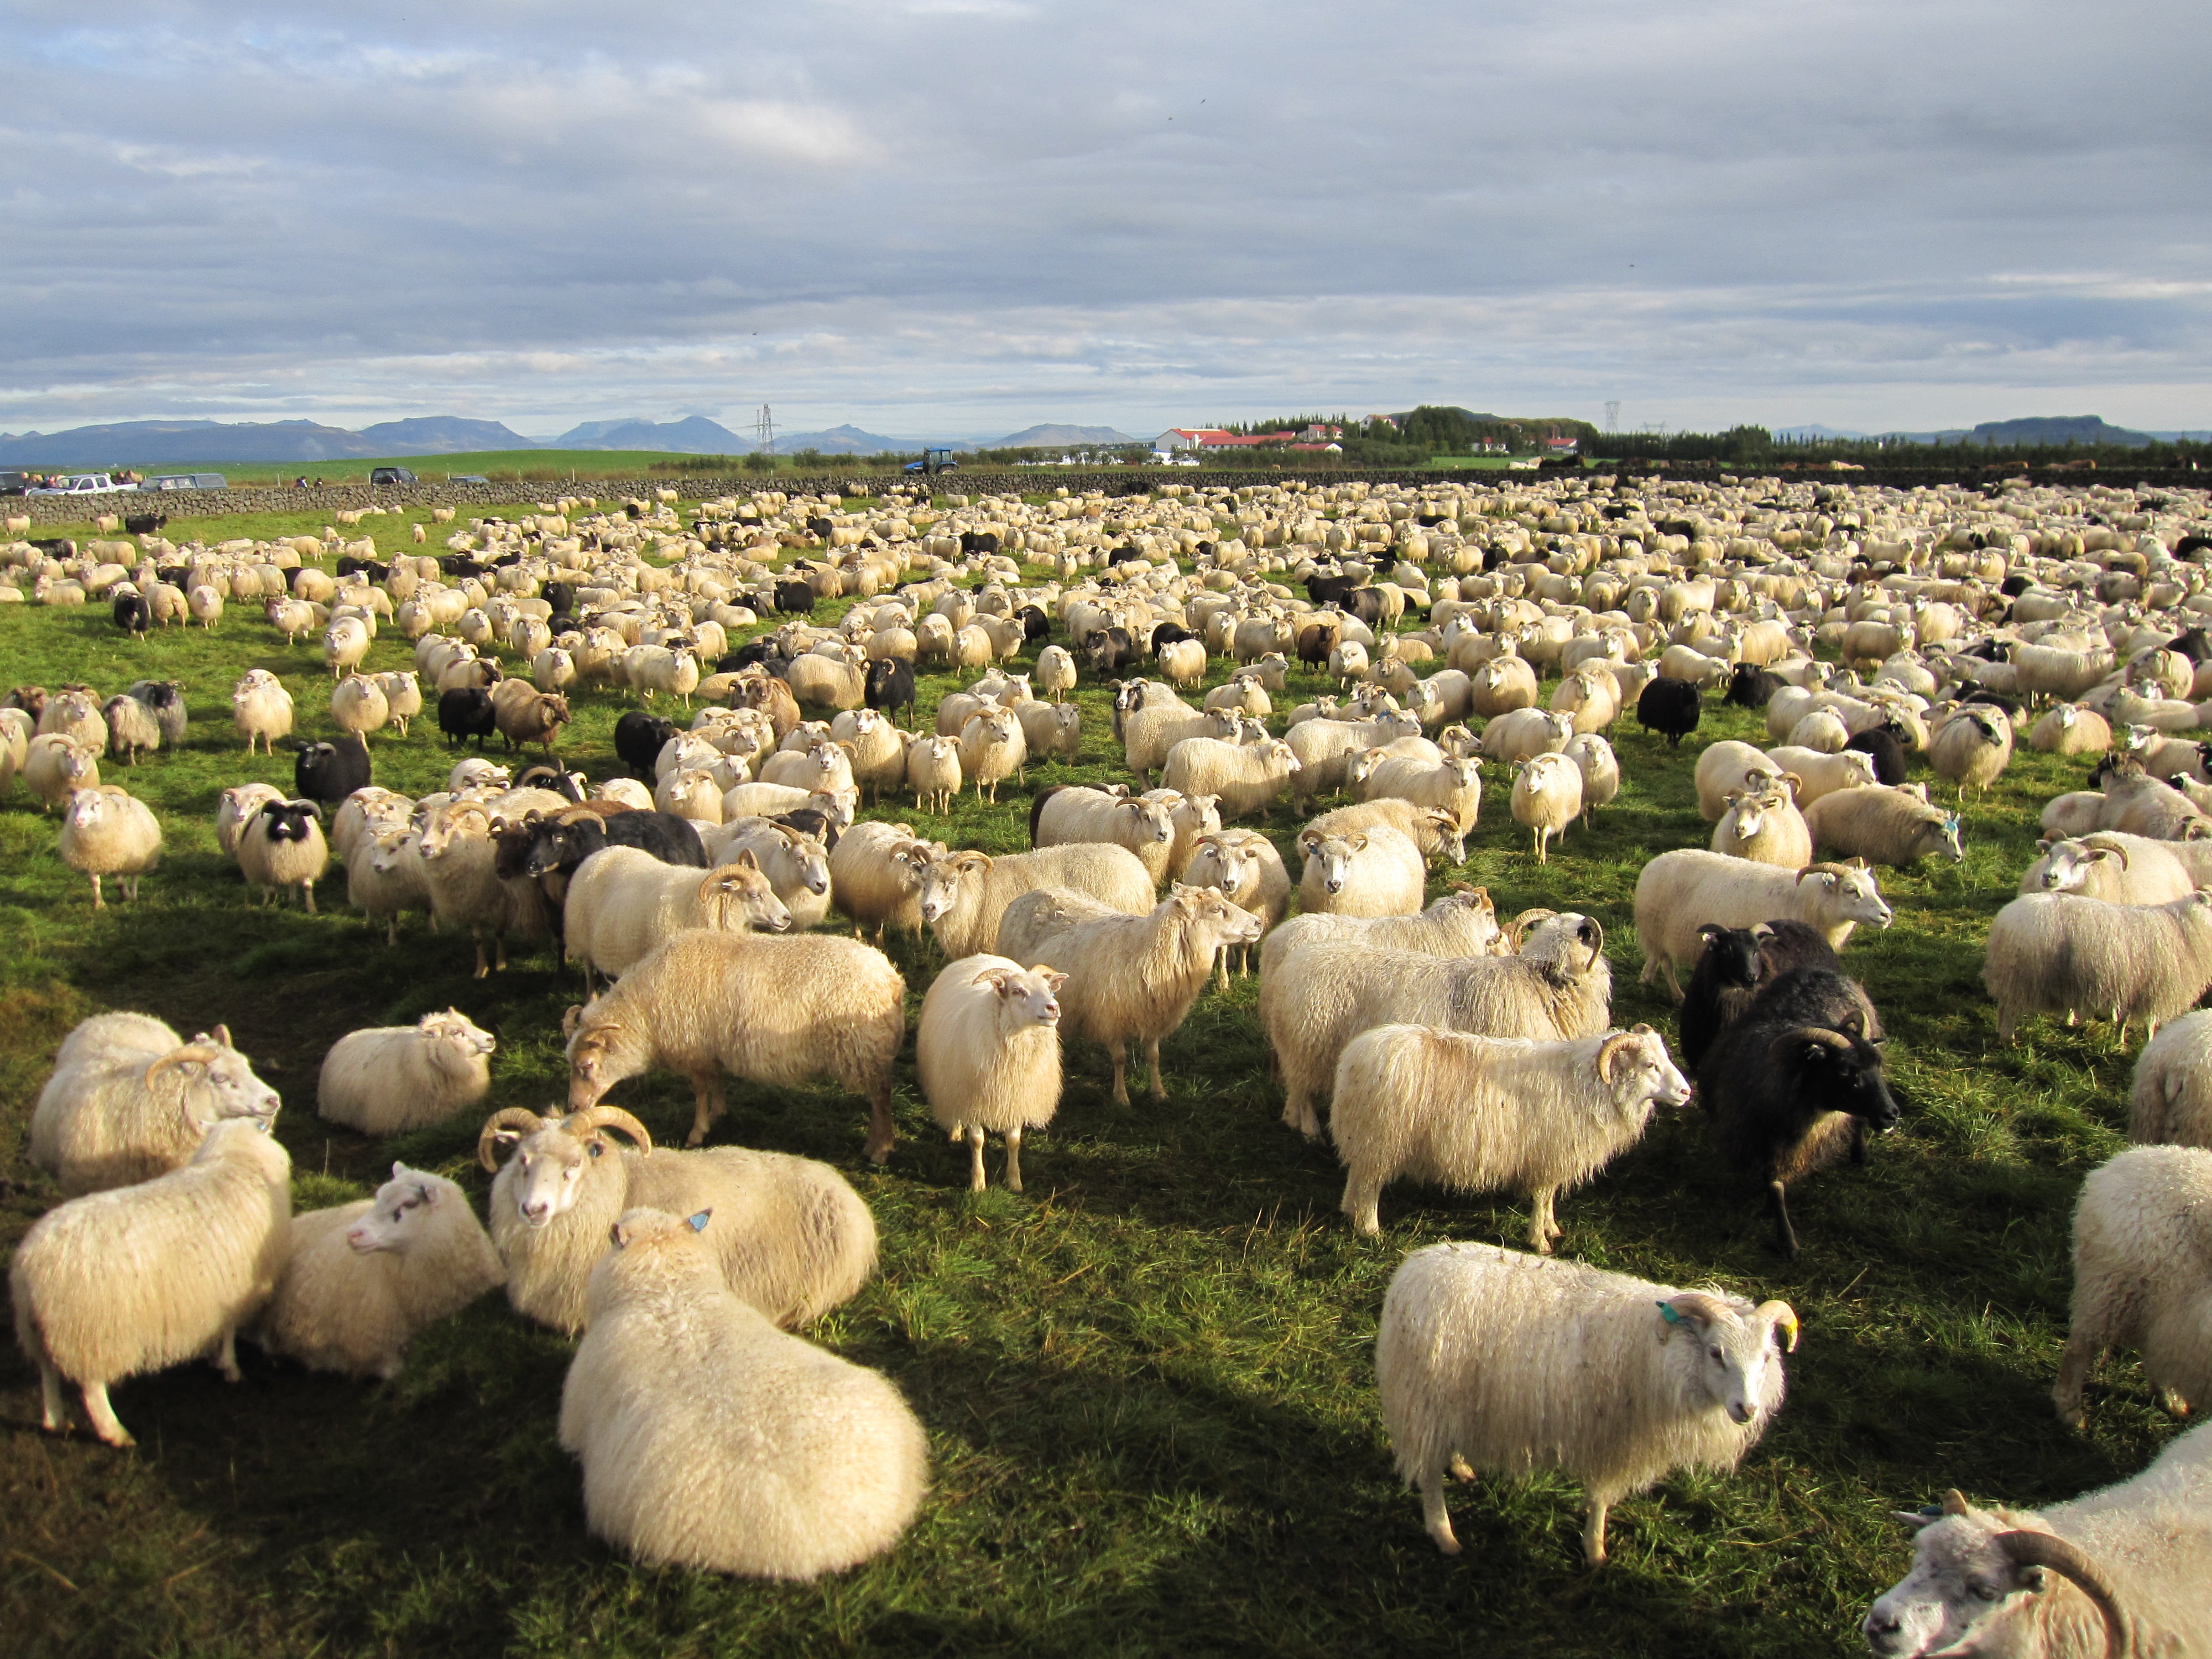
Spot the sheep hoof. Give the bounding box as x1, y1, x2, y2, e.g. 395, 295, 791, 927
1430, 1530, 1463, 1557
1448, 1457, 1475, 1480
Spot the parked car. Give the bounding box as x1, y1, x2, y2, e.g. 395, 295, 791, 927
0, 470, 32, 496
369, 466, 418, 486
27, 473, 129, 497
450, 474, 489, 485
140, 473, 227, 492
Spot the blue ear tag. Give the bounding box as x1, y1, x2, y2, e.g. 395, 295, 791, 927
686, 1211, 711, 1233
1656, 1301, 1684, 1326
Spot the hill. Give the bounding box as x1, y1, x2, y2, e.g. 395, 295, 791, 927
990, 424, 1138, 448
0, 419, 385, 466
550, 416, 752, 453
773, 424, 975, 455
356, 416, 538, 453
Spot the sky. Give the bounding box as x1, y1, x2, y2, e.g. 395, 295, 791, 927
4, 0, 2208, 440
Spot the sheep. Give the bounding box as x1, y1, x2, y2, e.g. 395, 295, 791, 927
1035, 643, 1078, 701
1296, 822, 1426, 916
1376, 1241, 1796, 1564
1182, 828, 1292, 983
993, 883, 1263, 1107
1159, 637, 1208, 686
1335, 1023, 1691, 1248
1031, 785, 1178, 881
1802, 784, 1964, 868
1305, 794, 1468, 865
1984, 888, 2212, 1043
1761, 744, 1879, 805
1931, 705, 2013, 798
1694, 739, 1777, 821
1142, 786, 1227, 878
712, 819, 835, 931
24, 733, 99, 811
1510, 750, 1583, 863
2130, 1010, 2212, 1149
331, 673, 390, 742
29, 1013, 280, 1195
566, 927, 906, 1160
417, 801, 551, 978
2021, 833, 2195, 906
59, 784, 161, 907
1353, 752, 1481, 832
562, 848, 792, 992
1161, 735, 1302, 822
956, 706, 1025, 804
1479, 707, 1576, 765
906, 734, 962, 813
830, 707, 907, 800
2051, 1145, 2212, 1430
100, 693, 161, 764
628, 644, 705, 705
373, 669, 422, 736
12, 1119, 292, 1447
322, 615, 368, 675
232, 669, 294, 753
1710, 778, 1813, 868
915, 843, 1156, 961
918, 955, 1067, 1191
254, 1165, 505, 1380
1862, 1424, 2212, 1659
828, 821, 940, 944
316, 1010, 497, 1134
556, 1207, 926, 1578
493, 686, 572, 753
1121, 702, 1231, 787
1258, 885, 1500, 980
215, 782, 285, 857
236, 799, 328, 911
481, 1104, 876, 1335
2030, 702, 2112, 755
1260, 912, 1613, 1139
1633, 852, 1893, 999
780, 650, 862, 711
1288, 711, 1425, 806
1787, 707, 1851, 753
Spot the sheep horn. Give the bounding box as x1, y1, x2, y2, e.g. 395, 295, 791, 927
1755, 1300, 1801, 1353
477, 1107, 547, 1172
2081, 835, 2130, 869
1991, 1531, 2126, 1659
144, 1045, 221, 1082
1661, 1291, 1739, 1329
1768, 1025, 1853, 1064
574, 1104, 653, 1155
1595, 1029, 1641, 1084
1797, 862, 1853, 884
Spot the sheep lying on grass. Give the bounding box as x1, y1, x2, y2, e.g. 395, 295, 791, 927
316, 1010, 496, 1134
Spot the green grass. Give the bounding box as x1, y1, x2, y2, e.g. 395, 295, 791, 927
0, 504, 2184, 1658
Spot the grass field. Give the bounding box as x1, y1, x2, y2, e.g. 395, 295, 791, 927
0, 498, 2179, 1658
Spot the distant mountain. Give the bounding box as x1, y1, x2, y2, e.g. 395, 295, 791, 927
991, 424, 1139, 449
1873, 415, 2161, 448
551, 416, 753, 453
773, 425, 975, 456
357, 416, 538, 453
0, 419, 386, 466
1775, 423, 1867, 442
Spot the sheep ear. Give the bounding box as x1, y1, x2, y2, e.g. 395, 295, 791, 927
1041, 969, 1069, 992
687, 1210, 712, 1233
391, 1161, 406, 1181
609, 1221, 629, 1249
212, 1025, 233, 1048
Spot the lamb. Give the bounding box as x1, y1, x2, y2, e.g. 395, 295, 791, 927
2129, 1010, 2212, 1149
59, 784, 162, 907
1335, 1023, 1691, 1248
915, 843, 1156, 961
100, 693, 161, 764
1031, 785, 1178, 881
828, 821, 940, 944
1562, 732, 1620, 828
2021, 834, 2195, 906
1931, 704, 2013, 797
12, 1119, 292, 1447
29, 1013, 280, 1195
331, 673, 390, 742
1296, 822, 1426, 916
24, 733, 98, 810
993, 883, 1262, 1107
347, 822, 436, 945
1258, 885, 1500, 980
1634, 852, 1893, 999
253, 1165, 505, 1380
2051, 1145, 2212, 1430
1802, 784, 1963, 868
917, 955, 1066, 1191
562, 848, 792, 992
1863, 1424, 2212, 1659
1761, 744, 1880, 805
235, 798, 329, 911
1711, 777, 1813, 868
480, 1105, 877, 1333
1161, 736, 1302, 821
1376, 1241, 1796, 1564
557, 1207, 926, 1577
1510, 751, 1583, 863
1261, 912, 1613, 1139
566, 927, 906, 1160
1182, 828, 1292, 983
906, 734, 962, 813
316, 1010, 497, 1134
1984, 888, 2212, 1043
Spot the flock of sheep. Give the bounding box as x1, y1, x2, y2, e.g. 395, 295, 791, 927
3, 468, 2212, 1650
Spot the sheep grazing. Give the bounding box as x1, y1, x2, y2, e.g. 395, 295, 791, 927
254, 1165, 505, 1380
236, 798, 328, 911
1931, 705, 2013, 798
915, 843, 1156, 961
478, 1105, 877, 1334
565, 927, 905, 1159
1633, 852, 1892, 999
1862, 1425, 2212, 1659
30, 1012, 280, 1195
1161, 735, 1302, 821
12, 1119, 292, 1447
1335, 1024, 1691, 1248
1699, 968, 1900, 1256
1258, 886, 1500, 980
1710, 778, 1813, 868
995, 883, 1262, 1107
1031, 784, 1178, 882
1182, 828, 1292, 983
1984, 888, 2212, 1044
1803, 784, 1963, 868
317, 1010, 497, 1134
1296, 822, 1426, 916
1510, 751, 1583, 863
1261, 912, 1613, 1139
2130, 1009, 2212, 1149
57, 783, 161, 908
917, 954, 1066, 1191
1376, 1241, 1796, 1564
557, 1208, 926, 1578
2052, 1145, 2212, 1429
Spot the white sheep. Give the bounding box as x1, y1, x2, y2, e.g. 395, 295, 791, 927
828, 821, 941, 944
1510, 751, 1583, 863
712, 820, 835, 931
2052, 1144, 2212, 1428
24, 733, 98, 811
1161, 735, 1302, 821
1804, 784, 1964, 868
1633, 853, 1892, 999
1479, 707, 1575, 765
1035, 643, 1078, 701
1032, 785, 1178, 882
316, 1010, 497, 1134
2029, 702, 2112, 755
1562, 732, 1620, 829
907, 734, 963, 813
254, 1165, 505, 1380
557, 1207, 926, 1577
30, 1013, 280, 1195
1710, 778, 1813, 867
1352, 752, 1481, 832
1761, 744, 1880, 805
1694, 739, 1778, 821
916, 843, 1156, 961
2129, 1009, 2212, 1149
1931, 704, 2013, 797
1376, 1241, 1796, 1564
59, 784, 161, 907
561, 847, 789, 989
917, 954, 1067, 1191
1983, 888, 2212, 1043
100, 693, 160, 764
958, 706, 1026, 802
479, 1104, 877, 1334
215, 782, 286, 856
1016, 698, 1082, 766
12, 1119, 293, 1447
1122, 702, 1233, 787
1305, 794, 1468, 865
1140, 786, 1227, 877
1296, 822, 1426, 916
2020, 833, 2195, 906
994, 883, 1263, 1107
1335, 1024, 1691, 1248
331, 673, 390, 742
1182, 828, 1292, 983
1258, 886, 1500, 980
373, 669, 422, 736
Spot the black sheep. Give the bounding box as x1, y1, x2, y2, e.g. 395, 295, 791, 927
1677, 925, 1762, 1075
122, 512, 167, 536
1635, 676, 1702, 747
1724, 664, 1783, 709
543, 581, 575, 618
959, 531, 1000, 555
294, 735, 372, 804
513, 763, 586, 802
1699, 967, 1900, 1257
2167, 627, 2212, 664
1150, 622, 1194, 653
1343, 588, 1386, 630
719, 639, 782, 673
1960, 688, 2022, 718
111, 594, 151, 638
1016, 604, 1050, 646
614, 711, 680, 778
773, 580, 817, 615
438, 687, 498, 750
517, 810, 707, 884
1752, 919, 1847, 982
1844, 722, 1908, 785
1999, 573, 2034, 597
864, 658, 915, 727
1086, 628, 1136, 675
1306, 569, 1368, 608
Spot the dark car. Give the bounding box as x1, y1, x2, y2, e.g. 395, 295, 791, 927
369, 466, 418, 486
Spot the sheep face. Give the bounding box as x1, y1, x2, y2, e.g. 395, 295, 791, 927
1299, 832, 1365, 898
1862, 1499, 2054, 1659
1808, 866, 1895, 931
347, 1165, 445, 1254
490, 1118, 613, 1225
916, 852, 988, 925
151, 1031, 282, 1130
2025, 837, 2121, 894
1660, 1293, 1794, 1429
977, 962, 1065, 1031
1783, 1022, 1901, 1134
1119, 798, 1177, 851
422, 1009, 497, 1060
257, 801, 322, 846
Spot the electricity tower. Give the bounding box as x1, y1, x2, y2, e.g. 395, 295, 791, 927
1604, 401, 1621, 434
754, 405, 775, 455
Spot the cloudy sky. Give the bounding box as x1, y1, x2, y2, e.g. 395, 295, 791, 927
5, 0, 2206, 439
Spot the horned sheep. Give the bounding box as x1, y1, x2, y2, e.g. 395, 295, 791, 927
2020, 833, 2195, 906
24, 734, 98, 811
827, 821, 941, 944
710, 820, 835, 932
1182, 828, 1292, 983
1296, 822, 1426, 917
1761, 744, 1880, 805
915, 842, 1155, 961
1983, 888, 2212, 1043
317, 1010, 497, 1134
917, 955, 1066, 1192
1710, 778, 1813, 868
1633, 852, 1893, 999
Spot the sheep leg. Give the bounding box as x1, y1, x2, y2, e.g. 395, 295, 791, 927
1849, 1119, 1869, 1166
1417, 1465, 1463, 1556
864, 1086, 895, 1165
2053, 1328, 2103, 1430
1582, 1500, 1611, 1567
1767, 1179, 1801, 1258
686, 1074, 717, 1147
302, 880, 316, 915
1108, 1038, 1132, 1108
472, 934, 490, 978
1214, 947, 1229, 995
967, 1125, 988, 1192
213, 1327, 242, 1383
1004, 1126, 1024, 1193
81, 1382, 133, 1447
89, 874, 105, 909
1341, 1171, 1383, 1235
1527, 1187, 1562, 1254
37, 1363, 64, 1433
1144, 1037, 1166, 1101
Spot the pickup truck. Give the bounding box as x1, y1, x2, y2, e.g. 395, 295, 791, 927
27, 473, 131, 497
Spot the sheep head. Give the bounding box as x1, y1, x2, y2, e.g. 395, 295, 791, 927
973, 961, 1065, 1030
1652, 1290, 1794, 1430
479, 1105, 653, 1226
1863, 1494, 2128, 1659
346, 1164, 446, 1255
143, 1029, 280, 1133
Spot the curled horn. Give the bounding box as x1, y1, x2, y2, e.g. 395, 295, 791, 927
144, 1045, 221, 1083
1992, 1531, 2126, 1659
1768, 1025, 1852, 1065
1755, 1300, 1801, 1353
1580, 916, 1605, 963
575, 1104, 653, 1155
1661, 1290, 1739, 1329
1796, 861, 1853, 885
1504, 907, 1557, 950
1596, 1029, 1642, 1084
477, 1107, 547, 1172
2080, 834, 2130, 869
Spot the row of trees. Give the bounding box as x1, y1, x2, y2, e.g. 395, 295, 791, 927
1599, 426, 2210, 469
